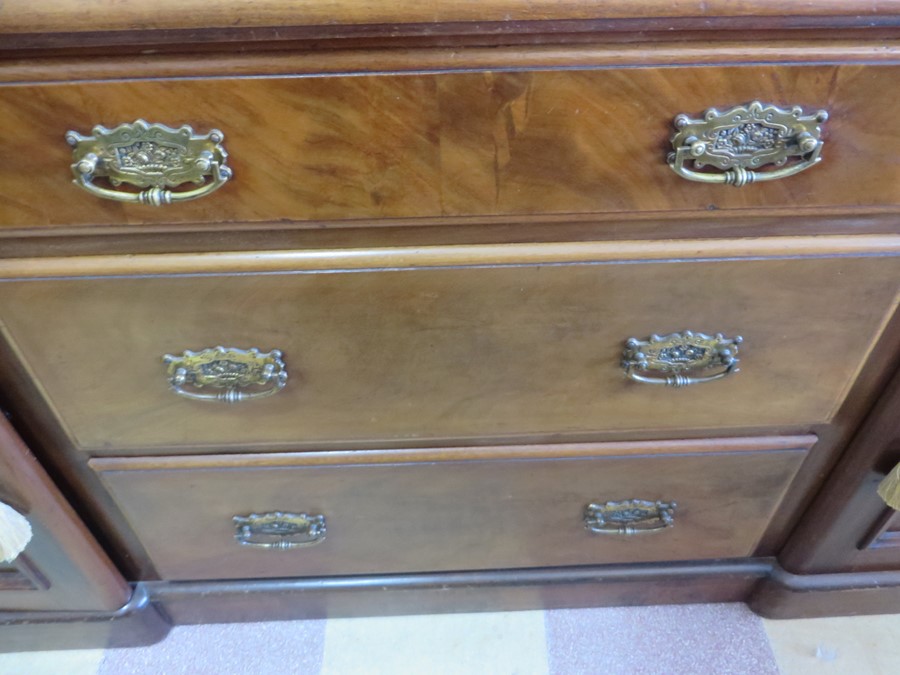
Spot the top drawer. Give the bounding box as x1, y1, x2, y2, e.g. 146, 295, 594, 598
0, 63, 897, 231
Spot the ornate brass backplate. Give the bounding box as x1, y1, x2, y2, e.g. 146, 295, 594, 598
622, 331, 742, 387
584, 499, 677, 535
66, 120, 232, 206
668, 102, 828, 187
233, 512, 327, 549
162, 346, 287, 403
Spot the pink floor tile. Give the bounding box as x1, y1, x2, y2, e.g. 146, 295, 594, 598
98, 620, 326, 675
545, 603, 779, 675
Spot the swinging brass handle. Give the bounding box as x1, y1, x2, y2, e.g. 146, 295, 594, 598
66, 120, 232, 206
584, 499, 677, 535
668, 102, 828, 187
163, 347, 288, 403
622, 331, 742, 388
233, 512, 327, 549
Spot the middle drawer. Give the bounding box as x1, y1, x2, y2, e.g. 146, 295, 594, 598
0, 240, 896, 451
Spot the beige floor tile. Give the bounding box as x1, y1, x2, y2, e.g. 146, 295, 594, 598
763, 614, 900, 675
321, 610, 549, 675
0, 648, 104, 675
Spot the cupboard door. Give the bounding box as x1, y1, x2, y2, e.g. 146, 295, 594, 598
0, 416, 129, 611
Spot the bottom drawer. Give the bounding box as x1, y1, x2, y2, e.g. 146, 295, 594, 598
91, 437, 814, 581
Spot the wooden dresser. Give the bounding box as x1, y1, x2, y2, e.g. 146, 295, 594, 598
0, 0, 898, 649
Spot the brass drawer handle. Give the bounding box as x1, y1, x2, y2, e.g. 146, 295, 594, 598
66, 120, 232, 206
668, 102, 828, 187
878, 463, 900, 511
233, 512, 326, 549
622, 331, 742, 387
584, 499, 676, 535
163, 347, 287, 403
0, 501, 33, 563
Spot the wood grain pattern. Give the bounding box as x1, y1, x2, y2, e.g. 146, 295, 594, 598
0, 415, 129, 611
436, 66, 900, 219
92, 439, 809, 580
0, 248, 895, 452
0, 1, 897, 626
0, 64, 897, 232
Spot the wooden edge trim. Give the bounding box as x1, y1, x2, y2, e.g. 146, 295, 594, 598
1, 0, 897, 36
768, 562, 900, 591
88, 435, 816, 472
750, 562, 900, 618
1, 236, 898, 280
149, 559, 776, 597
0, 582, 150, 623
3, 207, 899, 242
3, 40, 900, 84
0, 584, 172, 651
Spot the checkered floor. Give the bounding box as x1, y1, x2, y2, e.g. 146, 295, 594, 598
1, 603, 898, 674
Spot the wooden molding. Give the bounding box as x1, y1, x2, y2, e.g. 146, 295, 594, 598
1, 235, 898, 280
3, 40, 900, 83
2, 0, 898, 37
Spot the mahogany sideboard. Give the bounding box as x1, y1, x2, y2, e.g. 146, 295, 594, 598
0, 0, 899, 651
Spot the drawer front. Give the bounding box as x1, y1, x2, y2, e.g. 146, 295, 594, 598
0, 64, 897, 231
0, 244, 896, 451
91, 437, 812, 580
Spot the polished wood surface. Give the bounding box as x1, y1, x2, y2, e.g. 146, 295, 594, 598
153, 560, 771, 623
91, 436, 817, 470
0, 248, 895, 451
4, 41, 898, 84
92, 438, 810, 580
0, 585, 170, 652
750, 564, 900, 618
1, 0, 898, 629
2, 234, 898, 276
1, 217, 899, 260
0, 416, 129, 611
1, 63, 897, 232
2, 0, 894, 37
779, 363, 900, 574
859, 510, 900, 551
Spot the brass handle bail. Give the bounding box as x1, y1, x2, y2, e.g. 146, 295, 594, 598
67, 120, 231, 206
668, 102, 828, 187
584, 499, 677, 535
233, 512, 327, 549
163, 346, 288, 403
622, 331, 742, 387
